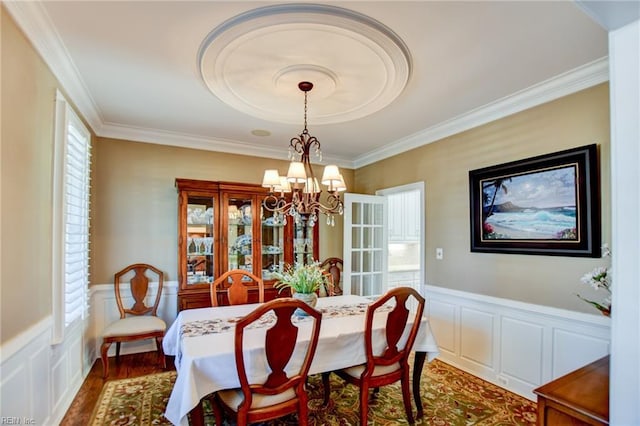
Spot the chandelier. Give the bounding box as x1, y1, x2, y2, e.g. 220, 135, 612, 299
262, 81, 346, 227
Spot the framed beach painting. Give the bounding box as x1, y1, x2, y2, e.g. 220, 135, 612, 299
469, 144, 600, 257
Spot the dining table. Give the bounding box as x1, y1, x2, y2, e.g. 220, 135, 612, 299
162, 294, 440, 426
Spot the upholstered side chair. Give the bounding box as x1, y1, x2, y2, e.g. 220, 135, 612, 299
100, 263, 166, 378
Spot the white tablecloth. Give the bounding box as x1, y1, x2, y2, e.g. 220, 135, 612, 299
163, 295, 439, 426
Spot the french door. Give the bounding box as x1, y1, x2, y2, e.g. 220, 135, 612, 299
342, 193, 387, 297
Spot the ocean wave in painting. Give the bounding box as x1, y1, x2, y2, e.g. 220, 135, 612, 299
486, 208, 576, 238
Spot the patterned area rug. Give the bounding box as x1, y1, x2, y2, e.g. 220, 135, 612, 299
89, 359, 537, 425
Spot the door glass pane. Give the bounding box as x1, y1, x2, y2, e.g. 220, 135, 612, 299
227, 196, 253, 274
351, 275, 361, 295
373, 203, 384, 225
186, 196, 215, 285
363, 227, 373, 248
351, 251, 361, 272
373, 226, 383, 247
362, 274, 373, 296
352, 202, 362, 225
352, 227, 361, 249
363, 250, 372, 271
363, 203, 372, 224
261, 205, 284, 280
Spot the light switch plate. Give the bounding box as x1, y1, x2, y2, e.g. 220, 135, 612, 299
436, 248, 443, 260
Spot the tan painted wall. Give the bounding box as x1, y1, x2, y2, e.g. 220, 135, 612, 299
355, 84, 611, 313
91, 138, 352, 284
2, 8, 57, 342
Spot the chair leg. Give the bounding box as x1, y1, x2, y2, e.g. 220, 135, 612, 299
298, 393, 309, 426
188, 399, 205, 426
322, 372, 331, 406
401, 374, 415, 424
115, 342, 121, 362
359, 384, 370, 425
100, 342, 111, 379
155, 336, 166, 369
209, 394, 224, 426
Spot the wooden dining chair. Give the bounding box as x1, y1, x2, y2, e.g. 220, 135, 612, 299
324, 286, 425, 424
209, 298, 323, 426
320, 257, 343, 295
100, 263, 166, 379
210, 269, 265, 306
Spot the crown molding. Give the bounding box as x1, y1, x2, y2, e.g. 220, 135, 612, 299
353, 57, 609, 169
99, 123, 353, 169
4, 0, 103, 132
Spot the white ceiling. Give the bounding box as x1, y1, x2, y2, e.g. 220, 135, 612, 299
8, 1, 610, 168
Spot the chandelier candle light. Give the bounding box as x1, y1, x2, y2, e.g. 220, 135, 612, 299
262, 81, 346, 227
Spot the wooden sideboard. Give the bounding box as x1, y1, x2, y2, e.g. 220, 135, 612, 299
534, 355, 609, 425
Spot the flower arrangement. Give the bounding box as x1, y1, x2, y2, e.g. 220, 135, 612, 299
577, 244, 611, 316
273, 262, 328, 294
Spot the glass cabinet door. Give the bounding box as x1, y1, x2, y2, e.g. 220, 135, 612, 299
293, 216, 316, 265
186, 195, 216, 286
260, 206, 285, 281
226, 195, 254, 275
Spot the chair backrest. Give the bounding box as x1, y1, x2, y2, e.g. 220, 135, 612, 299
320, 257, 343, 294
234, 298, 322, 410
364, 286, 425, 369
114, 263, 164, 319
211, 269, 265, 307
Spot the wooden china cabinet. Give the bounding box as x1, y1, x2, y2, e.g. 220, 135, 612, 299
176, 178, 319, 310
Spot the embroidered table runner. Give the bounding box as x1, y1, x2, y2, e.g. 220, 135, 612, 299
180, 302, 391, 339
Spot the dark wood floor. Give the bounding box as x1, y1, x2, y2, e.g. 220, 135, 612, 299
60, 352, 174, 425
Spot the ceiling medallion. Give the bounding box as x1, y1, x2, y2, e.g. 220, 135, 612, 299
198, 3, 412, 124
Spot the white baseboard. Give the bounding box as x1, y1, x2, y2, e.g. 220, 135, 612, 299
423, 285, 611, 400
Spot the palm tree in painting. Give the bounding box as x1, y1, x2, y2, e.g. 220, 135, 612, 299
482, 178, 510, 235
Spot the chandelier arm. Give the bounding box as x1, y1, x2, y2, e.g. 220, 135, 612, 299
261, 80, 345, 227
262, 194, 291, 213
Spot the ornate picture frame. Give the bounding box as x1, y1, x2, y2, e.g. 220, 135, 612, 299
469, 144, 600, 257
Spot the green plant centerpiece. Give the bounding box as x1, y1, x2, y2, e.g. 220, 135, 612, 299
273, 262, 327, 315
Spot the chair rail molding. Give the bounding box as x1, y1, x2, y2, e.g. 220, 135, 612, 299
422, 284, 611, 400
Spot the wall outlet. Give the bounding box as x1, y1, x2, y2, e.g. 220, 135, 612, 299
436, 248, 444, 260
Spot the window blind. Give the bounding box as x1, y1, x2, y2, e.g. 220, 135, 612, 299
64, 114, 91, 326
52, 91, 92, 343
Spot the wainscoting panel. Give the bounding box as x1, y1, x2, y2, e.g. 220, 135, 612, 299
423, 285, 611, 400
428, 299, 457, 354
459, 307, 495, 371
0, 316, 91, 425
91, 281, 178, 357
30, 343, 51, 422
552, 328, 610, 378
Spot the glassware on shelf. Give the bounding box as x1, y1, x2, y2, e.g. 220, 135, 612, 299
194, 237, 205, 254
204, 237, 213, 254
